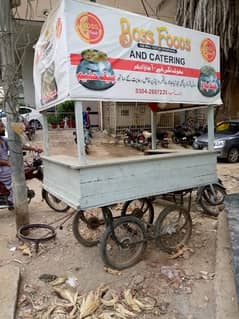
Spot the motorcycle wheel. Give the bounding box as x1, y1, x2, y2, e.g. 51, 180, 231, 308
121, 198, 154, 225
123, 137, 131, 145
154, 205, 192, 253
72, 208, 106, 247
44, 191, 70, 212
172, 135, 179, 144
100, 215, 147, 270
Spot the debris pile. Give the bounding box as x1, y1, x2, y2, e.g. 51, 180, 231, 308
18, 277, 157, 319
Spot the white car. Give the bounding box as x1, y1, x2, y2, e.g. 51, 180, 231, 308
19, 106, 43, 129
0, 106, 43, 135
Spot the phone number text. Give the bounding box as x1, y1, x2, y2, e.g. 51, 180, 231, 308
135, 88, 168, 95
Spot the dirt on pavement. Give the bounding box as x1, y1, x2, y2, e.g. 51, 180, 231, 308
0, 129, 238, 319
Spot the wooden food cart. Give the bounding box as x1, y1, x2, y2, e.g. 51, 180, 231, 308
34, 0, 222, 269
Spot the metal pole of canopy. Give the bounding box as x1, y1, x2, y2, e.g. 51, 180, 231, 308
151, 110, 157, 149
42, 111, 49, 156
75, 101, 86, 163
207, 105, 215, 152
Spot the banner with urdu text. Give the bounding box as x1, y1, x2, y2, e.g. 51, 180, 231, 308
33, 0, 222, 110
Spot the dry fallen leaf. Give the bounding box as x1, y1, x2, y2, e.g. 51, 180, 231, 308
133, 296, 156, 311
114, 303, 136, 317
124, 290, 141, 312
104, 267, 121, 276
80, 290, 101, 319
50, 277, 66, 286
99, 311, 117, 319
169, 246, 193, 259
100, 288, 118, 307
53, 287, 78, 305
22, 247, 32, 257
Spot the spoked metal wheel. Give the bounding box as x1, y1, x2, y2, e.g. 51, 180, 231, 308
154, 205, 192, 253
100, 216, 147, 270
121, 198, 154, 225
44, 191, 70, 212
72, 208, 107, 247
201, 184, 226, 205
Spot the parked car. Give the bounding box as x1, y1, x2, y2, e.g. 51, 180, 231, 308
19, 106, 43, 129
0, 106, 43, 130
193, 120, 239, 163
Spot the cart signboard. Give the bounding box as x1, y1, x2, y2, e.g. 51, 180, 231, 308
33, 0, 222, 110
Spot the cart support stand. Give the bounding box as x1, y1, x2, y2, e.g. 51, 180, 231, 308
207, 105, 215, 152
75, 101, 86, 163
151, 110, 157, 150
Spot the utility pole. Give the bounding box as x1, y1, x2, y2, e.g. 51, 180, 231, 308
0, 0, 29, 230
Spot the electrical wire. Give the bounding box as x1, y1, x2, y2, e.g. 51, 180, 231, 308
140, 0, 149, 16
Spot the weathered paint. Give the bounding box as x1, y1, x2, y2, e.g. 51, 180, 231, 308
42, 150, 217, 209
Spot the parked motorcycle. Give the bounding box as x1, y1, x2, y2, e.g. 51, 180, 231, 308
137, 129, 169, 149
73, 129, 90, 154
123, 127, 140, 146
172, 124, 204, 147
0, 153, 70, 212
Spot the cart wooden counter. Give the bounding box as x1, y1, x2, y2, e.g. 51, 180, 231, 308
42, 149, 217, 210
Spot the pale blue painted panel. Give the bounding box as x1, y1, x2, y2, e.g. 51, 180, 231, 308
42, 151, 217, 209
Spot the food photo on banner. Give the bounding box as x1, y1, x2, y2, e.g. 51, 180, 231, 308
33, 0, 222, 110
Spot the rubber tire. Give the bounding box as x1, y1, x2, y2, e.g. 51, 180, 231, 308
123, 138, 131, 145
29, 119, 42, 130
44, 191, 70, 212
198, 196, 223, 217
121, 198, 154, 225
172, 135, 179, 144
72, 209, 105, 247
154, 205, 192, 253
227, 148, 239, 163
200, 184, 226, 205
100, 215, 147, 270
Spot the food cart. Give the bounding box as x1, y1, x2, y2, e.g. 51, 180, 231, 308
33, 0, 222, 269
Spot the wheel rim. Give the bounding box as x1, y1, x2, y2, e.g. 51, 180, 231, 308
121, 199, 154, 225
155, 207, 192, 252
103, 218, 146, 269
228, 149, 239, 162
46, 193, 69, 211
202, 185, 225, 205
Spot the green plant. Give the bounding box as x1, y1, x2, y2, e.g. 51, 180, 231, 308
57, 101, 75, 121
47, 114, 60, 125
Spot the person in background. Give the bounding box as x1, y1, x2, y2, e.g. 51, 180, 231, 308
86, 107, 91, 129
0, 120, 42, 208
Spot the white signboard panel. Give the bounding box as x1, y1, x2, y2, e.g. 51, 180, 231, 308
33, 0, 222, 110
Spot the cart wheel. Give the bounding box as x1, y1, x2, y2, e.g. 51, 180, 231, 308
100, 215, 147, 270
44, 191, 70, 212
72, 208, 106, 247
200, 184, 226, 206
198, 196, 224, 217
154, 204, 192, 253
121, 198, 154, 225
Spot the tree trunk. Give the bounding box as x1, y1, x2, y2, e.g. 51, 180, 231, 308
0, 0, 29, 230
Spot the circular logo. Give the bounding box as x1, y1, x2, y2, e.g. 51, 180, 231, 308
197, 66, 220, 97
200, 38, 216, 63
75, 12, 104, 44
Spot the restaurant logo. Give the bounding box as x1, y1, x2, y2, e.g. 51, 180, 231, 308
200, 38, 216, 63
75, 12, 104, 44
